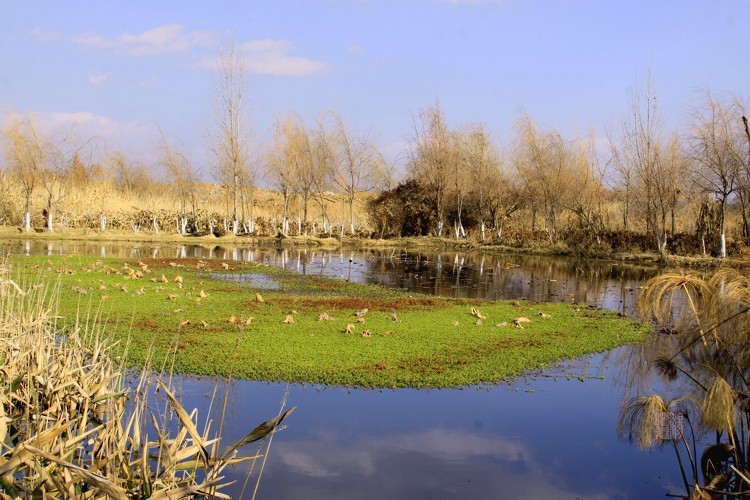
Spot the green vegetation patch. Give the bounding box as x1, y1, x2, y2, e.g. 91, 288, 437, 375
11, 255, 647, 388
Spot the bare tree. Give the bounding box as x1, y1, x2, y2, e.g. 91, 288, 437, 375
566, 135, 609, 246
740, 104, 750, 237
2, 114, 45, 232
457, 124, 497, 241
689, 92, 747, 257
287, 114, 317, 235
159, 135, 199, 235
209, 41, 252, 235
328, 113, 382, 235
408, 101, 453, 237
610, 75, 677, 258
514, 114, 574, 242
40, 128, 95, 232
486, 157, 524, 244
266, 114, 299, 235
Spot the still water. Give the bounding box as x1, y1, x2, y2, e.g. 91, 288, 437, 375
3, 240, 684, 499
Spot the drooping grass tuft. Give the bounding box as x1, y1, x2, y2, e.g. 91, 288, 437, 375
701, 376, 736, 433
618, 394, 669, 450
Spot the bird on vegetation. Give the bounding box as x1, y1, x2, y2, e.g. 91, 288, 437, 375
283, 314, 294, 324
355, 308, 369, 317
390, 313, 400, 323
471, 307, 487, 319
344, 323, 355, 334
360, 329, 372, 338
513, 316, 532, 328
539, 312, 551, 319
317, 312, 334, 321
255, 292, 264, 303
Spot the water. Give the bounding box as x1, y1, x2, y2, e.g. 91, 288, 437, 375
4, 240, 686, 498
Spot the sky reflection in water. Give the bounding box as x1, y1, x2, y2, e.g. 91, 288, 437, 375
5, 241, 683, 498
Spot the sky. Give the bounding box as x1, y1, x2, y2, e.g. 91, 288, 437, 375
1, 0, 748, 181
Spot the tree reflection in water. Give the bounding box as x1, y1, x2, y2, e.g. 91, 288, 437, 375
618, 269, 750, 499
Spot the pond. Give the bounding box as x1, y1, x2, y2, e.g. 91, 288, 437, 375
3, 240, 686, 498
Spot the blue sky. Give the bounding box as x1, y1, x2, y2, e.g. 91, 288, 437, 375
1, 0, 748, 179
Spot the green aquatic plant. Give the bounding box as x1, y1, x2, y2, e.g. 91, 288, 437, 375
9, 255, 647, 389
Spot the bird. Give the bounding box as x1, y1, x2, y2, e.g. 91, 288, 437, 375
355, 308, 369, 317
255, 292, 264, 303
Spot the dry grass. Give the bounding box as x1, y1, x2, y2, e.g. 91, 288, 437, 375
622, 267, 750, 496
0, 261, 294, 498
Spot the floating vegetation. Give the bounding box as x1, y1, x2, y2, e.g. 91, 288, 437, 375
11, 255, 646, 389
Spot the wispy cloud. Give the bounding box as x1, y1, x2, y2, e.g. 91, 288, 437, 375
87, 73, 110, 85
198, 39, 327, 76
29, 27, 60, 42
33, 24, 326, 77
68, 24, 216, 56
239, 40, 327, 76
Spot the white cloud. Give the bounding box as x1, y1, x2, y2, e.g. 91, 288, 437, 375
87, 73, 110, 85
198, 39, 327, 76
68, 24, 216, 56
2, 110, 160, 158
33, 23, 326, 77
240, 39, 327, 76
270, 426, 622, 499
30, 27, 60, 42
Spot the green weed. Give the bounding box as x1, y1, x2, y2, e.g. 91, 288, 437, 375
10, 255, 647, 388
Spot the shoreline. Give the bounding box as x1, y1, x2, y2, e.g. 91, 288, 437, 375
1, 226, 742, 270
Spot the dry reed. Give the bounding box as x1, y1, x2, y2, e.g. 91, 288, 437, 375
0, 261, 294, 498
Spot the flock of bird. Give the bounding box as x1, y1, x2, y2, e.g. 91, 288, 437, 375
63, 258, 552, 338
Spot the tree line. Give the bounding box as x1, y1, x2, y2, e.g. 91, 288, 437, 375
372, 85, 750, 259
1, 54, 749, 258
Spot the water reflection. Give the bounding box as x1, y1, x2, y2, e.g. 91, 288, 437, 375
166, 347, 682, 499
2, 241, 657, 316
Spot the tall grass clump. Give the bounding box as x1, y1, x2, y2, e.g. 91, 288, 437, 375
0, 261, 294, 498
619, 268, 750, 498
